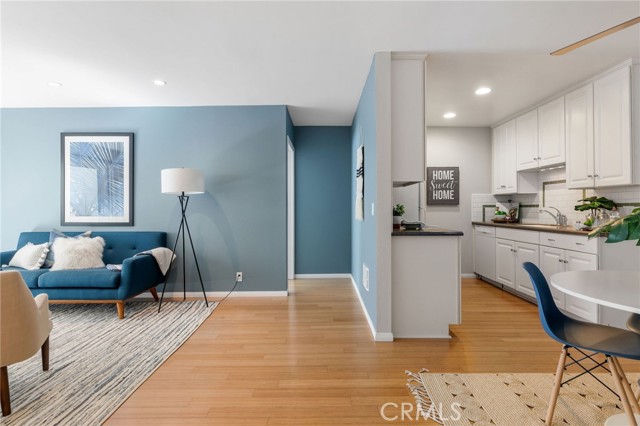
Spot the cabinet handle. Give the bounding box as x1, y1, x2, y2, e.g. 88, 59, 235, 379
558, 259, 563, 263
587, 174, 593, 178
575, 243, 584, 246
547, 239, 555, 242
564, 260, 569, 264
533, 157, 537, 161
594, 174, 599, 178
511, 248, 517, 252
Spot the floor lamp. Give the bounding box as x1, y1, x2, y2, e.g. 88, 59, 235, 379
158, 168, 209, 312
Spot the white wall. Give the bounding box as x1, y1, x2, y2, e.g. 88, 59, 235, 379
418, 127, 491, 275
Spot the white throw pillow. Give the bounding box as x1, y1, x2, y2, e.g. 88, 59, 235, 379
9, 242, 50, 270
50, 236, 106, 271
44, 230, 92, 268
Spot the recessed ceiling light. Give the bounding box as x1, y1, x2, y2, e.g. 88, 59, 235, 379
475, 87, 492, 95
153, 80, 167, 86
443, 112, 456, 119
48, 81, 63, 87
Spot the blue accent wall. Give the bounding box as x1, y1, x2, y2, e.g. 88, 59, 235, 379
0, 105, 288, 292
293, 126, 351, 274
351, 59, 378, 326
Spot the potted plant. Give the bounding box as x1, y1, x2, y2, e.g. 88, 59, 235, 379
574, 196, 616, 227
393, 204, 405, 229
589, 207, 640, 246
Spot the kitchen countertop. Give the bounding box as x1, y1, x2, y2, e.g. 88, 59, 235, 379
472, 221, 592, 236
392, 227, 463, 236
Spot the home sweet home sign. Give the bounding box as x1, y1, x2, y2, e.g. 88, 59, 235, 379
427, 167, 459, 205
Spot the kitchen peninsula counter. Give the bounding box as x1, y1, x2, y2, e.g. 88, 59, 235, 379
392, 226, 462, 339
392, 227, 463, 236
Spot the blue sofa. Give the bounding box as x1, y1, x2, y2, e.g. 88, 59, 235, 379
1, 231, 167, 319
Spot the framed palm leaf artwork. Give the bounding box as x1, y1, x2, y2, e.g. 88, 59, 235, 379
61, 133, 133, 226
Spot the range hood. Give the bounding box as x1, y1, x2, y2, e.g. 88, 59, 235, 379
393, 180, 423, 188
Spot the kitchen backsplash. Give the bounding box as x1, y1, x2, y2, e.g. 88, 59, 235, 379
472, 168, 640, 225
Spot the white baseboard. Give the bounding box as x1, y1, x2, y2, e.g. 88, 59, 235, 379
349, 275, 394, 342
135, 290, 288, 300
461, 273, 476, 279
294, 274, 352, 279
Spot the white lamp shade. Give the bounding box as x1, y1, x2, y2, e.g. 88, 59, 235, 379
161, 168, 205, 195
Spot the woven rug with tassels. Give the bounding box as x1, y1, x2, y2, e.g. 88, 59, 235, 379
406, 369, 639, 426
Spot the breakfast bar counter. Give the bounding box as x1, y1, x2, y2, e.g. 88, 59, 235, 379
392, 226, 462, 339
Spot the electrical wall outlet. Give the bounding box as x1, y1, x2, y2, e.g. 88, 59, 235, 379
362, 264, 369, 292
236, 272, 243, 282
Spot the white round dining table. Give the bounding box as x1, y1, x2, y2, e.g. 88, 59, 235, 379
551, 270, 640, 426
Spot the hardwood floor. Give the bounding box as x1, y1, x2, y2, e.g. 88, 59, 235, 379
105, 278, 637, 425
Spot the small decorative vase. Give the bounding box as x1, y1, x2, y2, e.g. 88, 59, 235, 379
393, 216, 402, 229
585, 213, 595, 228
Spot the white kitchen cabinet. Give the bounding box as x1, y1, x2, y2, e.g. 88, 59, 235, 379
539, 246, 566, 308
515, 97, 564, 171
565, 84, 594, 189
566, 63, 637, 188
495, 238, 539, 296
496, 238, 516, 289
516, 110, 538, 171
594, 65, 632, 187
391, 55, 426, 184
493, 120, 537, 195
539, 232, 598, 322
537, 97, 565, 167
473, 226, 496, 281
493, 120, 516, 194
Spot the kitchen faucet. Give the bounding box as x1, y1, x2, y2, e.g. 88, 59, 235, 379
538, 206, 567, 226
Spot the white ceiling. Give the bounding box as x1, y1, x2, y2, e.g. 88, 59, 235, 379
1, 1, 639, 127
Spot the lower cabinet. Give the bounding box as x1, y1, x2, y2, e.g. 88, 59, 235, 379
474, 225, 603, 324
495, 238, 539, 298
538, 245, 598, 322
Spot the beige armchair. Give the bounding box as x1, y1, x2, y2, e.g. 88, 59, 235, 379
0, 270, 53, 416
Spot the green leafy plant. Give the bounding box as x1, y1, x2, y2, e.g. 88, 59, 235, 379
574, 196, 616, 214
589, 207, 640, 246
393, 204, 405, 217
495, 210, 507, 216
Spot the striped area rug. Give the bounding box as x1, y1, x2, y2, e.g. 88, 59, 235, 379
407, 369, 640, 425
1, 301, 216, 425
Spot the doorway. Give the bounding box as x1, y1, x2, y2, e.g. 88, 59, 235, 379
287, 137, 295, 280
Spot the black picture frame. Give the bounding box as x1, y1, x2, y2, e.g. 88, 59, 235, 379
426, 166, 459, 206
61, 132, 134, 226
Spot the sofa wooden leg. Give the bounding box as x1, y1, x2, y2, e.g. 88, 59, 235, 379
116, 302, 125, 319
1, 366, 10, 416
41, 337, 50, 371
150, 287, 159, 302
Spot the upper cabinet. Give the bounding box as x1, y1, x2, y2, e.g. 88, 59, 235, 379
593, 65, 632, 187
515, 97, 565, 171
515, 110, 538, 171
566, 64, 638, 188
492, 120, 537, 195
565, 84, 594, 188
493, 120, 517, 194
537, 97, 565, 167
391, 55, 426, 184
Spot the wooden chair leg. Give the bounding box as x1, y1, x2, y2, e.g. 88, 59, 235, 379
611, 357, 640, 414
116, 302, 125, 319
1, 366, 10, 416
41, 337, 50, 372
608, 356, 638, 426
546, 346, 568, 425
150, 287, 159, 302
